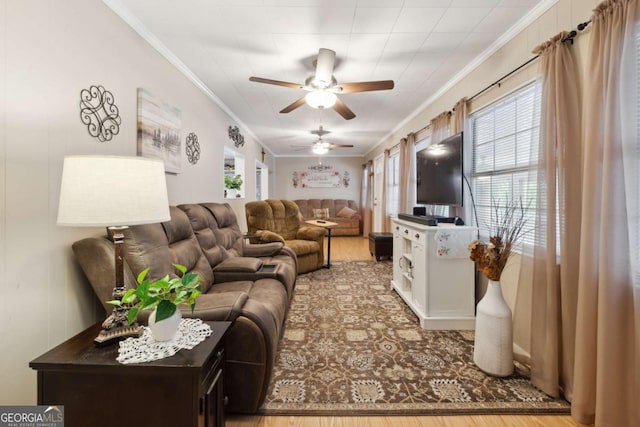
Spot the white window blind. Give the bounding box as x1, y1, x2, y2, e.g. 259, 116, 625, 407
470, 83, 541, 244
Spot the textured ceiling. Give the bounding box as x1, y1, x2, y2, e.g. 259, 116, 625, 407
107, 0, 550, 157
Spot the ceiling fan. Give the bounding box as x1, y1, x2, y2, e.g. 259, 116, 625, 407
249, 48, 394, 120
292, 126, 354, 155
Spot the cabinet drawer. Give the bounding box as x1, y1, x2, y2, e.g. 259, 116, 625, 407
398, 225, 424, 244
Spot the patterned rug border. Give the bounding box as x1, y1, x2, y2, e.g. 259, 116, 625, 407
258, 401, 570, 416
259, 261, 571, 416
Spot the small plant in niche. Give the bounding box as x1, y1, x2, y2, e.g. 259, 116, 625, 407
107, 264, 202, 325
224, 174, 243, 190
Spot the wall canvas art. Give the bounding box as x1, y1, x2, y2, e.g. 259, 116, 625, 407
137, 88, 182, 173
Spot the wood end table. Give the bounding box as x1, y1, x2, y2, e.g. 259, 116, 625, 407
30, 321, 231, 427
305, 219, 338, 268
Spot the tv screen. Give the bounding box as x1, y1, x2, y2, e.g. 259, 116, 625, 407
416, 132, 463, 206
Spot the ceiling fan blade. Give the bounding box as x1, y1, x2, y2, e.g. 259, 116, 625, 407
329, 143, 355, 148
314, 48, 336, 88
280, 97, 307, 114
333, 98, 356, 120
249, 77, 304, 89
335, 80, 395, 94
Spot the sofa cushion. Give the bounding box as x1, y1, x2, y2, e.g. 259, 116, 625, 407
285, 239, 321, 256
336, 206, 357, 218
124, 206, 214, 293
178, 203, 227, 267
313, 207, 329, 219
207, 279, 288, 336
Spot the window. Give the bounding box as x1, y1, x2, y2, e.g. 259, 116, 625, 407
469, 83, 541, 244
386, 152, 400, 217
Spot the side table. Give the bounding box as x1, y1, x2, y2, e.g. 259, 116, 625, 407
30, 321, 231, 427
305, 219, 338, 268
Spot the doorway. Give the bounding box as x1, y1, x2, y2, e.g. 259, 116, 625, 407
373, 154, 384, 232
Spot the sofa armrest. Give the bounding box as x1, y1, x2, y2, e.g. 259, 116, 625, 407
135, 291, 249, 324
72, 236, 137, 313
242, 242, 284, 257
213, 257, 263, 273
256, 230, 285, 243
297, 226, 326, 240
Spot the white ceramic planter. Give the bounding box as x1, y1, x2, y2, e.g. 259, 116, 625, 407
148, 308, 182, 341
473, 279, 514, 377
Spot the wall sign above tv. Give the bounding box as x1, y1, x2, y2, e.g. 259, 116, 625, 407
416, 132, 463, 206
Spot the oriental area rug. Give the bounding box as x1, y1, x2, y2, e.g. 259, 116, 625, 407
259, 260, 570, 415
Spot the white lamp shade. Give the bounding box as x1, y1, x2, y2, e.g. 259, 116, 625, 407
57, 155, 171, 227
305, 90, 337, 109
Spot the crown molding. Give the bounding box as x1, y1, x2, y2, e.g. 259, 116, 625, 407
101, 0, 271, 156
365, 0, 559, 157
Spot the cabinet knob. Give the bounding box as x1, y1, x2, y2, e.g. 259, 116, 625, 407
415, 234, 420, 239
404, 229, 408, 234
216, 350, 223, 359
224, 396, 229, 406
395, 226, 399, 231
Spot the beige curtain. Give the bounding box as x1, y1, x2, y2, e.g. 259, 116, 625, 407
381, 149, 389, 232
430, 111, 450, 144
398, 133, 416, 214
525, 31, 582, 402
451, 97, 468, 135
573, 1, 640, 425
451, 98, 468, 220
362, 162, 373, 237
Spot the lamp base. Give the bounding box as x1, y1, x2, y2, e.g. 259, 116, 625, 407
94, 305, 142, 346
94, 324, 143, 346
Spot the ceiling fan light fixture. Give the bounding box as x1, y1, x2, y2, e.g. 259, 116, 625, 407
312, 143, 329, 155
305, 90, 337, 109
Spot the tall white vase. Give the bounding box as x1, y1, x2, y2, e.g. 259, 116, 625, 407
148, 308, 182, 341
473, 279, 514, 376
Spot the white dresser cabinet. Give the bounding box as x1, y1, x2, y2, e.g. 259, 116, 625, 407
391, 218, 477, 330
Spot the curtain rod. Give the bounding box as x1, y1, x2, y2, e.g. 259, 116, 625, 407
466, 20, 591, 103
402, 19, 591, 142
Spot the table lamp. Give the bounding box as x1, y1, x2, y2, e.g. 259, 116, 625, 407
57, 155, 171, 344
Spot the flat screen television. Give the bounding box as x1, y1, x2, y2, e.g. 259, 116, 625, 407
416, 132, 463, 206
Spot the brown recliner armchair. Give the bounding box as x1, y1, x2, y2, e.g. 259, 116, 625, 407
245, 199, 326, 274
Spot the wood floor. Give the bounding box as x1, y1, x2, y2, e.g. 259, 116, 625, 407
228, 236, 584, 427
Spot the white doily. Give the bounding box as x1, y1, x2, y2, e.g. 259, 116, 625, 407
117, 318, 212, 364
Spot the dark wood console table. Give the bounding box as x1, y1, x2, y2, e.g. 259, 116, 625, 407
30, 321, 231, 427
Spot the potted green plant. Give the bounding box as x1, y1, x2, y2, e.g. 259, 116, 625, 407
108, 264, 202, 341
224, 174, 243, 198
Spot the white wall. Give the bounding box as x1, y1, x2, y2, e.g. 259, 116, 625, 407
274, 156, 363, 204
0, 0, 268, 404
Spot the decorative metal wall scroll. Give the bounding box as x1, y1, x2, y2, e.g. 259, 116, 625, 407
79, 85, 121, 142
308, 163, 332, 172
185, 132, 201, 165
228, 126, 245, 147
